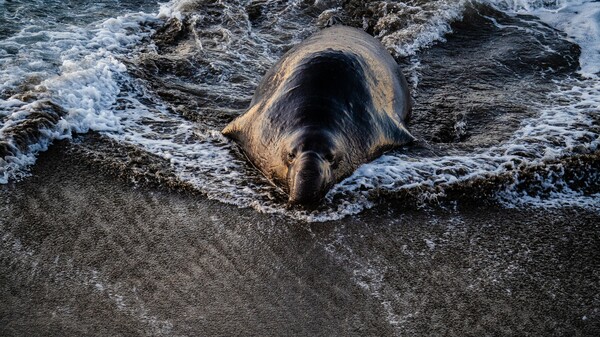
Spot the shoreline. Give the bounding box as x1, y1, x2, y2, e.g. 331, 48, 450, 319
1, 141, 599, 336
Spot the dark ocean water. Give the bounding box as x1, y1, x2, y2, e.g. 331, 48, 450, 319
0, 0, 599, 220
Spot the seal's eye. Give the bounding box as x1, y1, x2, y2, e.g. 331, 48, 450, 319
286, 152, 296, 163
325, 152, 340, 169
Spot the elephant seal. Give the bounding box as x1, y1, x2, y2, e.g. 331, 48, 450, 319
222, 25, 414, 206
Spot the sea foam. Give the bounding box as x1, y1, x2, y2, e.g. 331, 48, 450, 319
0, 10, 159, 183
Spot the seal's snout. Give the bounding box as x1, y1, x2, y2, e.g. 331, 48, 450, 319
288, 151, 331, 207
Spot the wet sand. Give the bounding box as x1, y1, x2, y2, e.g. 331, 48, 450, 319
1, 141, 599, 336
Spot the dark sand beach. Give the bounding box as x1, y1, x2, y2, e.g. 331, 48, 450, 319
1, 141, 598, 336
2, 0, 600, 335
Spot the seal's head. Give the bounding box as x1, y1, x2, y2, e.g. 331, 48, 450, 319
282, 128, 341, 207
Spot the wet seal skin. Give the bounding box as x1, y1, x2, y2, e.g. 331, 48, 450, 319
223, 25, 414, 207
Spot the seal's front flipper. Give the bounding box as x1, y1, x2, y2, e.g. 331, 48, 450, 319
392, 125, 416, 146
370, 125, 415, 158
222, 105, 259, 142
222, 118, 243, 141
